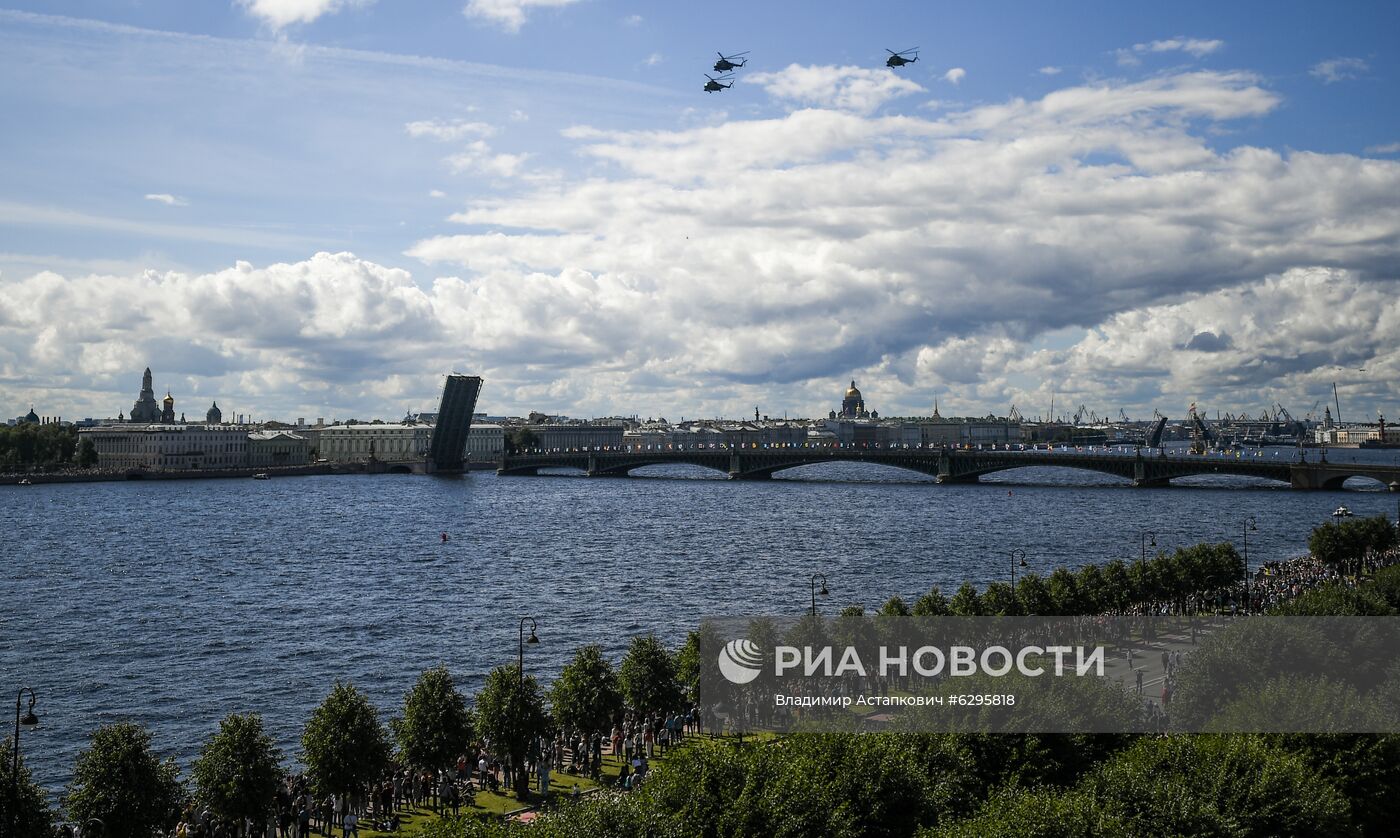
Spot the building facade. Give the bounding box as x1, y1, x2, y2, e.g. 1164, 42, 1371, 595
316, 423, 435, 462
247, 430, 311, 467
467, 423, 505, 463
81, 425, 251, 470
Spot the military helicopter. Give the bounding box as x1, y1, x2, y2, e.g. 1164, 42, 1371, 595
703, 73, 735, 93
713, 51, 749, 73
885, 47, 919, 67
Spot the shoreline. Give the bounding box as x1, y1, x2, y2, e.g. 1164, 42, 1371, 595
0, 461, 503, 485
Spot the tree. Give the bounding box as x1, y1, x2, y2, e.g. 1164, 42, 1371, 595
2, 736, 55, 837
877, 597, 910, 617
191, 713, 283, 825
949, 582, 984, 616
1045, 567, 1083, 615
475, 664, 548, 800
78, 436, 98, 468
1014, 573, 1053, 616
619, 634, 683, 716
506, 427, 541, 454
393, 667, 475, 773
674, 631, 702, 703
982, 581, 1018, 616
301, 682, 391, 797
64, 723, 183, 838
911, 586, 950, 616
549, 645, 624, 734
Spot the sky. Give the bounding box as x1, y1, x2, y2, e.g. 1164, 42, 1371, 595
1, 0, 1398, 424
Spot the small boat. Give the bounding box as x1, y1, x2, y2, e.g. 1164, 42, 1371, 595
252, 472, 270, 480
18, 478, 33, 485
1333, 505, 1353, 517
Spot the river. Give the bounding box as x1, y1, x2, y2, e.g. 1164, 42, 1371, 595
4, 448, 1399, 792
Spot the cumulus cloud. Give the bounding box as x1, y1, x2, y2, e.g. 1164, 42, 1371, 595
144, 193, 188, 207
1038, 66, 1062, 76
445, 140, 529, 177
237, 0, 369, 29
1367, 142, 1400, 155
749, 64, 925, 114
404, 119, 496, 142
942, 67, 966, 84
10, 70, 1400, 421
463, 0, 580, 33
1116, 36, 1224, 66
1311, 57, 1369, 84
397, 70, 1400, 418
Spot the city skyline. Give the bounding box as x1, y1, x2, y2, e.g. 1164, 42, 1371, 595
2, 2, 1399, 423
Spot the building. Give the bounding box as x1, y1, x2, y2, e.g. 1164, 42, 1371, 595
839, 381, 868, 419
207, 402, 223, 424
129, 368, 162, 423
247, 430, 311, 467
467, 423, 505, 463
528, 423, 625, 451
81, 425, 251, 470
316, 423, 435, 463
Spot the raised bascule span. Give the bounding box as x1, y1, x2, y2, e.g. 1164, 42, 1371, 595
425, 374, 482, 473
498, 447, 1400, 491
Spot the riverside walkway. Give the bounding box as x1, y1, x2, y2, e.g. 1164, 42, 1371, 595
499, 446, 1400, 490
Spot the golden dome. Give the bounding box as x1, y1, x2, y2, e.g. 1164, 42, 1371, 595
845, 380, 861, 398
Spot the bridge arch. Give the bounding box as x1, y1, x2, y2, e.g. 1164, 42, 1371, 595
749, 458, 941, 481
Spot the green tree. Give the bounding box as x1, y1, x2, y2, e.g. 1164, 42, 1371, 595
78, 436, 98, 468
475, 664, 548, 800
1046, 567, 1083, 615
618, 634, 683, 715
982, 581, 1018, 615
393, 667, 475, 773
949, 582, 984, 616
2, 736, 55, 837
190, 713, 283, 824
64, 723, 183, 838
911, 586, 950, 616
674, 630, 703, 704
505, 427, 541, 454
877, 596, 910, 616
1014, 573, 1053, 615
300, 682, 391, 797
549, 645, 624, 734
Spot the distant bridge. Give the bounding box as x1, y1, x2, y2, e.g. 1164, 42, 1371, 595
498, 448, 1400, 490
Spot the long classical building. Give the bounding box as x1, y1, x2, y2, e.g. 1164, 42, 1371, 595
82, 425, 256, 471
314, 423, 435, 462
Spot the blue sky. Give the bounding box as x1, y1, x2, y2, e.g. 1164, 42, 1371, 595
1, 1, 1398, 423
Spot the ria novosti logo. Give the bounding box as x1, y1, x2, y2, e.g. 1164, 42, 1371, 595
718, 638, 764, 684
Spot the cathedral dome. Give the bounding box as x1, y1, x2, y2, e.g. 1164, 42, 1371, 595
845, 380, 862, 399
23, 407, 39, 424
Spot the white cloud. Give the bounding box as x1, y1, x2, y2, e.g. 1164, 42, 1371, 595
390, 70, 1400, 419
749, 64, 925, 115
462, 0, 581, 33
237, 0, 370, 29
942, 67, 966, 85
1116, 36, 1224, 66
510, 109, 530, 122
621, 14, 642, 27
428, 189, 447, 198
144, 193, 188, 207
645, 52, 663, 67
404, 119, 496, 142
1366, 142, 1400, 155
1038, 66, 1062, 76
1311, 57, 1369, 84
445, 140, 530, 177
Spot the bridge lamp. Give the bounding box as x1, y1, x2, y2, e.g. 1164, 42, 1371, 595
1010, 550, 1027, 595
1139, 531, 1157, 563
12, 686, 39, 836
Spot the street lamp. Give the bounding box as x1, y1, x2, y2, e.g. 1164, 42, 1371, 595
1010, 550, 1027, 595
12, 686, 39, 835
518, 617, 539, 687
1243, 516, 1257, 614
810, 573, 829, 617
1140, 531, 1157, 563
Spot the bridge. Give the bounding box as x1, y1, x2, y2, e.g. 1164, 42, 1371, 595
497, 447, 1400, 490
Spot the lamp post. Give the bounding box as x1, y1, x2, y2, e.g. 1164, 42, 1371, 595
1243, 516, 1257, 614
810, 573, 829, 617
12, 687, 39, 836
518, 617, 539, 688
1010, 550, 1027, 595
1139, 531, 1157, 563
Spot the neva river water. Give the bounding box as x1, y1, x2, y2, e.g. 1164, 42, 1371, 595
5, 450, 1400, 792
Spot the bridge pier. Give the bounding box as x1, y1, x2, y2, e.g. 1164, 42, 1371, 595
729, 470, 772, 480
936, 474, 979, 484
